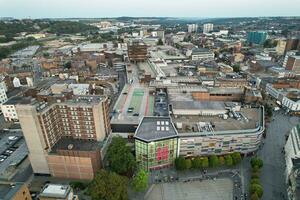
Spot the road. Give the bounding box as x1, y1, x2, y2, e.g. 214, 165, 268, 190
258, 112, 299, 200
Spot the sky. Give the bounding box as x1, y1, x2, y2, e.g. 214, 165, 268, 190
0, 0, 300, 19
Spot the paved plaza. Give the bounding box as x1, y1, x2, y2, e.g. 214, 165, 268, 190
146, 178, 233, 200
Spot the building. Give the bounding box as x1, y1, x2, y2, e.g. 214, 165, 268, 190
190, 48, 215, 61
128, 40, 148, 62
203, 23, 214, 33
1, 96, 31, 122
286, 56, 300, 72
247, 31, 267, 45
16, 95, 111, 180
285, 38, 300, 53
0, 82, 8, 110
276, 39, 287, 55
285, 125, 300, 200
283, 51, 298, 68
134, 117, 178, 171
39, 184, 78, 200
0, 182, 32, 200
187, 24, 198, 33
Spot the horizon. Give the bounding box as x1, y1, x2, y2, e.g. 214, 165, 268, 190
1, 0, 300, 19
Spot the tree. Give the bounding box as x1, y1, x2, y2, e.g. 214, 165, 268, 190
157, 38, 164, 45
250, 178, 260, 185
250, 183, 263, 198
192, 157, 202, 169
70, 181, 87, 191
107, 137, 136, 175
132, 169, 149, 192
225, 155, 233, 166
185, 159, 192, 169
251, 157, 264, 169
64, 61, 72, 69
209, 155, 219, 168
201, 157, 209, 168
87, 170, 128, 200
175, 156, 186, 170
250, 192, 260, 200
233, 64, 240, 73
218, 156, 225, 166
232, 152, 242, 165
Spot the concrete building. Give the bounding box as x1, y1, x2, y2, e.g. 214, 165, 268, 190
285, 38, 300, 53
190, 48, 215, 61
128, 40, 148, 62
39, 184, 78, 200
203, 23, 214, 33
283, 51, 298, 68
187, 24, 198, 33
276, 39, 287, 55
286, 56, 300, 72
16, 95, 111, 180
247, 31, 267, 45
0, 82, 8, 110
1, 96, 31, 122
285, 125, 300, 200
0, 183, 32, 200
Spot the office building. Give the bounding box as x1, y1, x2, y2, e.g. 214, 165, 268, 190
247, 31, 268, 45
16, 95, 111, 180
187, 24, 198, 33
285, 38, 300, 53
39, 184, 78, 200
191, 48, 215, 61
276, 39, 287, 55
128, 40, 148, 62
283, 51, 298, 68
203, 23, 214, 33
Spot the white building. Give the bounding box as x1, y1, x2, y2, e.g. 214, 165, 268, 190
0, 83, 8, 111
187, 24, 198, 33
203, 23, 214, 33
68, 84, 90, 95
13, 77, 21, 88
1, 103, 18, 122
190, 48, 215, 61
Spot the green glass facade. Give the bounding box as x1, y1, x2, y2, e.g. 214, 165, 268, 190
135, 138, 178, 171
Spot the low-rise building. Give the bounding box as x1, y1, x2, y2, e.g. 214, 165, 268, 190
190, 48, 214, 61
0, 182, 32, 200
39, 184, 78, 200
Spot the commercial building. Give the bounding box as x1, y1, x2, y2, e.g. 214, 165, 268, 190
39, 184, 78, 200
285, 125, 300, 200
128, 40, 148, 62
203, 23, 214, 33
190, 48, 215, 61
0, 183, 32, 200
16, 95, 111, 180
247, 31, 267, 45
134, 117, 178, 171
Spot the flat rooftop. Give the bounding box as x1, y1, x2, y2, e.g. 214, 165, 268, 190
171, 101, 226, 110
172, 107, 262, 135
50, 137, 101, 153
0, 183, 25, 200
135, 117, 178, 142
39, 184, 71, 199
3, 96, 31, 105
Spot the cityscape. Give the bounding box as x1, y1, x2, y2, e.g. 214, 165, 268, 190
0, 0, 300, 200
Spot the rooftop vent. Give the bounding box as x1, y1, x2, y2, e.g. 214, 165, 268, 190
67, 144, 74, 150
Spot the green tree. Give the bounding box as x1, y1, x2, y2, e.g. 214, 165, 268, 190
250, 192, 260, 200
232, 152, 242, 165
233, 64, 240, 73
64, 61, 72, 69
250, 178, 260, 185
69, 181, 87, 191
209, 155, 219, 168
87, 169, 128, 200
132, 169, 149, 192
185, 159, 192, 169
201, 157, 209, 168
192, 157, 202, 169
250, 183, 263, 198
251, 157, 264, 169
107, 137, 136, 175
175, 156, 186, 170
225, 155, 233, 166
157, 38, 164, 45
218, 156, 225, 166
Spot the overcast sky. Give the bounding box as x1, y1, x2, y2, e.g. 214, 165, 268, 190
0, 0, 300, 18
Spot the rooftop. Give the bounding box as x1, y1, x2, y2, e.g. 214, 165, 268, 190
39, 184, 71, 199
50, 137, 101, 153
3, 96, 31, 105
0, 183, 25, 200
134, 117, 178, 142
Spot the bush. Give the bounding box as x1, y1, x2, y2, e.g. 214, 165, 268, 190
250, 178, 260, 185
70, 181, 87, 190
252, 165, 261, 174
175, 156, 186, 170
232, 152, 242, 165
201, 157, 209, 168
225, 155, 233, 166
192, 157, 202, 169
209, 155, 219, 168
251, 171, 260, 179
250, 183, 263, 198
251, 157, 263, 169
250, 192, 260, 200
218, 156, 225, 166
185, 159, 192, 169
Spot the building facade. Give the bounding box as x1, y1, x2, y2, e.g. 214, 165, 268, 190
247, 31, 267, 45
203, 23, 214, 33
16, 95, 110, 180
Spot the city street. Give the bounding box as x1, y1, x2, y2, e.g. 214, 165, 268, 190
258, 112, 299, 200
